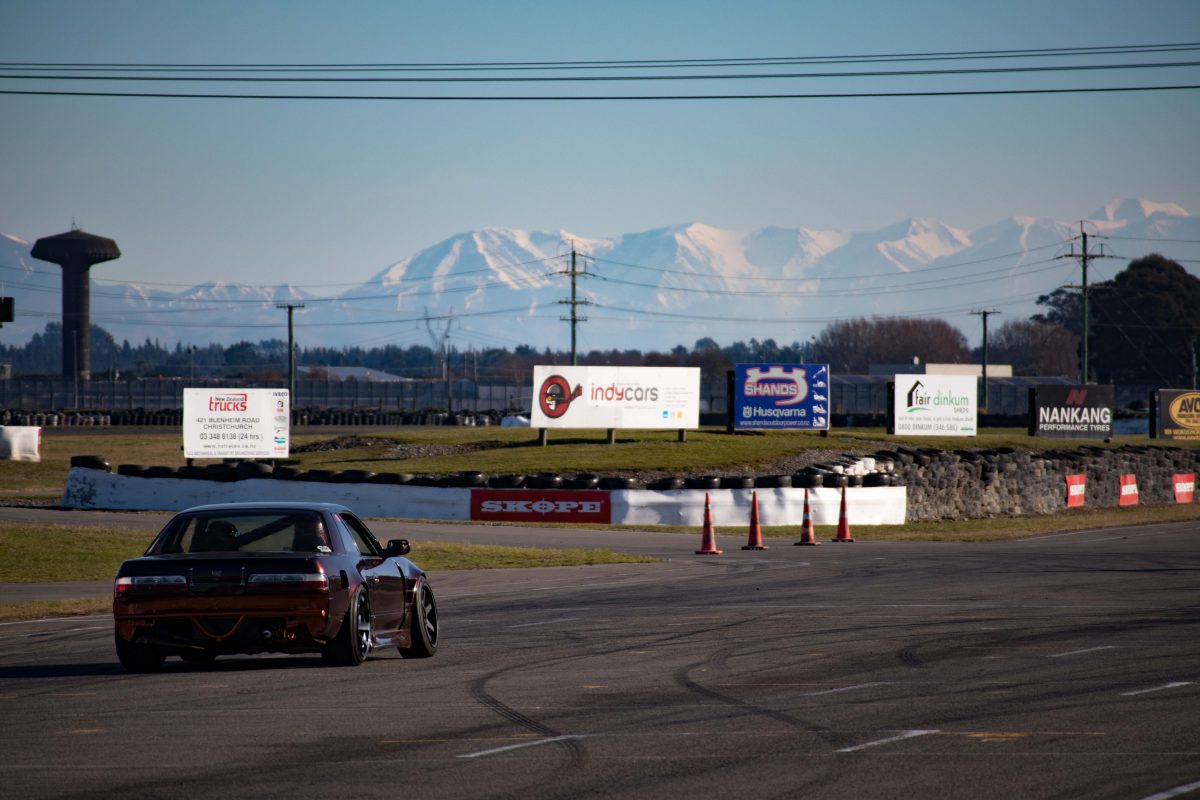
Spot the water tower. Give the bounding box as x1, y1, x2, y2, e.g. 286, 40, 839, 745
31, 226, 121, 380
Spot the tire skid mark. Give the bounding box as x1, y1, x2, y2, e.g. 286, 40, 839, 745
470, 666, 588, 766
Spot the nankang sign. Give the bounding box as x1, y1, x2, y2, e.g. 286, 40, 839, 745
733, 364, 829, 430
529, 365, 700, 429
1155, 389, 1200, 442
183, 388, 290, 459
1029, 385, 1114, 439
891, 374, 977, 436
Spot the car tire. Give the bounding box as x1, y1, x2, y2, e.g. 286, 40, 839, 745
398, 581, 438, 659
323, 587, 371, 667
115, 633, 166, 673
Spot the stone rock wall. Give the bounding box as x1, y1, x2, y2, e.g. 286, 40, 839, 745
874, 445, 1199, 522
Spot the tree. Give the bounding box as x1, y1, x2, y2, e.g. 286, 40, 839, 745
811, 317, 970, 373
1089, 255, 1200, 386
986, 320, 1078, 377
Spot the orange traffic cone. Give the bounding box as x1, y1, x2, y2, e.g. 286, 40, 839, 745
742, 490, 767, 550
695, 492, 723, 555
832, 484, 854, 542
795, 487, 820, 546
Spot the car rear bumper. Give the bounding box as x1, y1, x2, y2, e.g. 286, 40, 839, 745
114, 594, 334, 654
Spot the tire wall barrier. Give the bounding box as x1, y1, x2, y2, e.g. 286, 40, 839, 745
60, 468, 905, 524
60, 444, 1198, 523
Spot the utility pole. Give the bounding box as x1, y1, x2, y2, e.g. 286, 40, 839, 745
423, 307, 455, 412
558, 247, 592, 366
970, 309, 1000, 413
276, 302, 304, 410
1057, 224, 1114, 384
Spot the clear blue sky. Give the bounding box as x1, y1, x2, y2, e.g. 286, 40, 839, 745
2, 0, 1198, 292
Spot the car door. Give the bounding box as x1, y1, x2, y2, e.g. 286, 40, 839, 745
335, 512, 407, 638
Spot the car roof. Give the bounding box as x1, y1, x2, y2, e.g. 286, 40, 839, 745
177, 501, 353, 515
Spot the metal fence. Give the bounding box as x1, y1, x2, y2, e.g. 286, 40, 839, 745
0, 374, 1125, 418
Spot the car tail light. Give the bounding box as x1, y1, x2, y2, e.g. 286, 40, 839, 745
246, 572, 329, 590
114, 574, 188, 597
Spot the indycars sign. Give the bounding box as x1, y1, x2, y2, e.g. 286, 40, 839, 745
733, 363, 829, 430
184, 388, 290, 459
529, 365, 699, 429
470, 489, 613, 524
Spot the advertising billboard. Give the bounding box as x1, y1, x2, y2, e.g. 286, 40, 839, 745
183, 388, 290, 459
1154, 389, 1200, 442
732, 363, 829, 430
1029, 385, 1114, 439
529, 366, 700, 429
891, 374, 978, 436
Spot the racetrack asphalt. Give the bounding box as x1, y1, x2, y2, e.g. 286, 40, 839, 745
0, 510, 1197, 799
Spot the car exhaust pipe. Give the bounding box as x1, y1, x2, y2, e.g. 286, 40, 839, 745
262, 630, 273, 640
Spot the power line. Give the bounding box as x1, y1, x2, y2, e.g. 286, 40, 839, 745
3, 41, 1196, 70
5, 60, 1197, 85
3, 84, 1197, 102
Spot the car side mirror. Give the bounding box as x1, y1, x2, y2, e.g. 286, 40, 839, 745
385, 538, 410, 557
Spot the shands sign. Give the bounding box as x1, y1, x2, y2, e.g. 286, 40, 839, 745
1029, 385, 1114, 439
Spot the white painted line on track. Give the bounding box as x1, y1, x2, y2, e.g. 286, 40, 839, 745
507, 618, 581, 629
836, 730, 938, 753
1121, 681, 1193, 697
1047, 645, 1117, 658
1137, 778, 1200, 800
457, 734, 595, 759
806, 682, 890, 696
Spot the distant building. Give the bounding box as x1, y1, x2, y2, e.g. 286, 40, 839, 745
869, 362, 1013, 378
299, 366, 409, 383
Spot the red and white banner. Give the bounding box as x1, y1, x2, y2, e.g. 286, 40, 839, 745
470, 489, 613, 524
1118, 474, 1139, 506
1174, 473, 1196, 504
1066, 474, 1086, 508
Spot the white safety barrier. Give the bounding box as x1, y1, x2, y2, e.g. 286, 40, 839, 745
611, 487, 906, 526
61, 468, 907, 525
61, 469, 471, 519
0, 426, 41, 462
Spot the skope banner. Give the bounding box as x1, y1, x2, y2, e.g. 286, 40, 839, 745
529, 366, 699, 429
733, 363, 829, 431
470, 489, 612, 523
1030, 385, 1114, 439
891, 374, 977, 436
1156, 389, 1200, 442
184, 388, 290, 459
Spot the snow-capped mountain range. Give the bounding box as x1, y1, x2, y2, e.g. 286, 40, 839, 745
2, 199, 1197, 353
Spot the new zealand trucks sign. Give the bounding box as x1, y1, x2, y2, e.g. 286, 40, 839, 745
183, 388, 290, 459
732, 364, 830, 430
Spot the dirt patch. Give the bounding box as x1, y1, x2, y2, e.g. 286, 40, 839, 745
291, 435, 497, 461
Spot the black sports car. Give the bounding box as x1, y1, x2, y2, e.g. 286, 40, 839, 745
113, 502, 437, 671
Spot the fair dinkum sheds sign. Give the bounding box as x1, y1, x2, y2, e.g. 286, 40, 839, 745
1029, 385, 1114, 439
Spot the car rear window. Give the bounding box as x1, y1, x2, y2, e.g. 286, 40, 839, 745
151, 511, 332, 555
